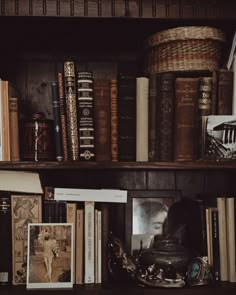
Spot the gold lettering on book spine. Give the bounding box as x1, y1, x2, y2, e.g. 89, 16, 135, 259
64, 61, 79, 160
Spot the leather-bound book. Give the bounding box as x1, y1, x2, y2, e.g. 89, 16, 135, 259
157, 72, 175, 161
9, 96, 20, 161
0, 192, 12, 285
197, 77, 212, 159
217, 69, 233, 115
77, 71, 95, 161
110, 79, 118, 161
94, 79, 111, 161
64, 61, 79, 161
51, 81, 63, 161
58, 72, 69, 161
117, 69, 136, 161
148, 73, 158, 161
174, 77, 199, 161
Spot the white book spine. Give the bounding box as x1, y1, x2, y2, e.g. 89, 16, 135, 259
217, 197, 228, 281
97, 210, 102, 284
226, 198, 236, 282
136, 77, 149, 162
84, 201, 95, 284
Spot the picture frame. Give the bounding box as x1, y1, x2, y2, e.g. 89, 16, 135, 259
26, 223, 73, 290
125, 190, 181, 255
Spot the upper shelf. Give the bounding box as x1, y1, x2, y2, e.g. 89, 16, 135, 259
0, 0, 236, 20
0, 160, 236, 171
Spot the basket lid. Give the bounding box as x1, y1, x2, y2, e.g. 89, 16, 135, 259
145, 26, 226, 48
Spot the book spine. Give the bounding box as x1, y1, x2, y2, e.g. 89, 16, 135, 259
217, 69, 233, 115
118, 71, 136, 161
148, 73, 158, 161
217, 197, 228, 281
84, 201, 95, 284
51, 81, 64, 161
97, 209, 102, 283
66, 202, 77, 284
76, 208, 84, 284
232, 55, 236, 115
77, 71, 95, 161
211, 71, 218, 115
11, 194, 42, 285
0, 194, 11, 285
110, 79, 118, 161
136, 77, 149, 161
64, 61, 79, 160
58, 72, 69, 161
94, 79, 111, 161
1, 80, 10, 161
0, 79, 2, 160
157, 72, 175, 161
226, 197, 236, 282
211, 208, 220, 281
174, 77, 199, 161
101, 203, 109, 283
9, 96, 20, 161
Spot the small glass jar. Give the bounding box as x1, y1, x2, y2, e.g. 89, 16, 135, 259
21, 112, 54, 161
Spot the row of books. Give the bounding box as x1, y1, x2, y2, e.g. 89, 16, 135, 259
199, 197, 236, 283
0, 79, 20, 161
0, 170, 127, 287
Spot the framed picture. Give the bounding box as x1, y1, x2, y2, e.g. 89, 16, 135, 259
125, 190, 181, 255
26, 223, 73, 289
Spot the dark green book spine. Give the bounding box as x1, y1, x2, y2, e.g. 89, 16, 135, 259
51, 81, 63, 161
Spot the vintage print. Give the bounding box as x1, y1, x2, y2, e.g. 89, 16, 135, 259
11, 194, 42, 285
27, 223, 73, 289
202, 115, 236, 159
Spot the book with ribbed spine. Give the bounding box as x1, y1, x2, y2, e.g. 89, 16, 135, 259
217, 69, 233, 115
77, 71, 95, 161
174, 77, 199, 161
64, 61, 79, 161
94, 79, 111, 161
157, 72, 175, 161
117, 66, 136, 161
51, 81, 63, 161
110, 79, 118, 161
58, 72, 69, 161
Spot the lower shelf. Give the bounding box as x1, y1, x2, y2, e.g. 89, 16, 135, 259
1, 282, 236, 295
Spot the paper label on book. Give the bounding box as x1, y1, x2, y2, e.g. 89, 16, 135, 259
0, 272, 8, 282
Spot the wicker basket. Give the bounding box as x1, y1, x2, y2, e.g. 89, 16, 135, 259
144, 26, 226, 73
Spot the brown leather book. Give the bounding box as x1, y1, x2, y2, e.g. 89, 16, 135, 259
174, 77, 199, 161
9, 96, 20, 161
94, 79, 111, 161
58, 72, 69, 161
110, 79, 118, 162
64, 61, 79, 161
217, 69, 233, 115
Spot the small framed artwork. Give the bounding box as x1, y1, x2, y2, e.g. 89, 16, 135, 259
26, 223, 73, 289
125, 190, 181, 255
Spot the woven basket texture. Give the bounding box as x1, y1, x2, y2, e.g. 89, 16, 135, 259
144, 26, 226, 73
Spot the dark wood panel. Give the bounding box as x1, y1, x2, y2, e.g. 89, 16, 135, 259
176, 171, 205, 198
147, 171, 175, 190
204, 170, 235, 195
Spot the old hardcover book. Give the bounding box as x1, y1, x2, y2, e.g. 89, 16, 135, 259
226, 197, 236, 282
100, 203, 109, 283
58, 72, 69, 161
64, 61, 79, 161
217, 69, 233, 115
217, 197, 228, 281
0, 192, 12, 285
117, 65, 136, 161
77, 71, 95, 161
76, 208, 84, 284
148, 73, 158, 161
136, 77, 149, 161
174, 77, 199, 161
94, 79, 111, 161
11, 194, 42, 284
51, 81, 63, 161
211, 208, 220, 281
84, 201, 95, 284
9, 96, 20, 161
157, 72, 175, 161
1, 80, 10, 161
110, 79, 118, 161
